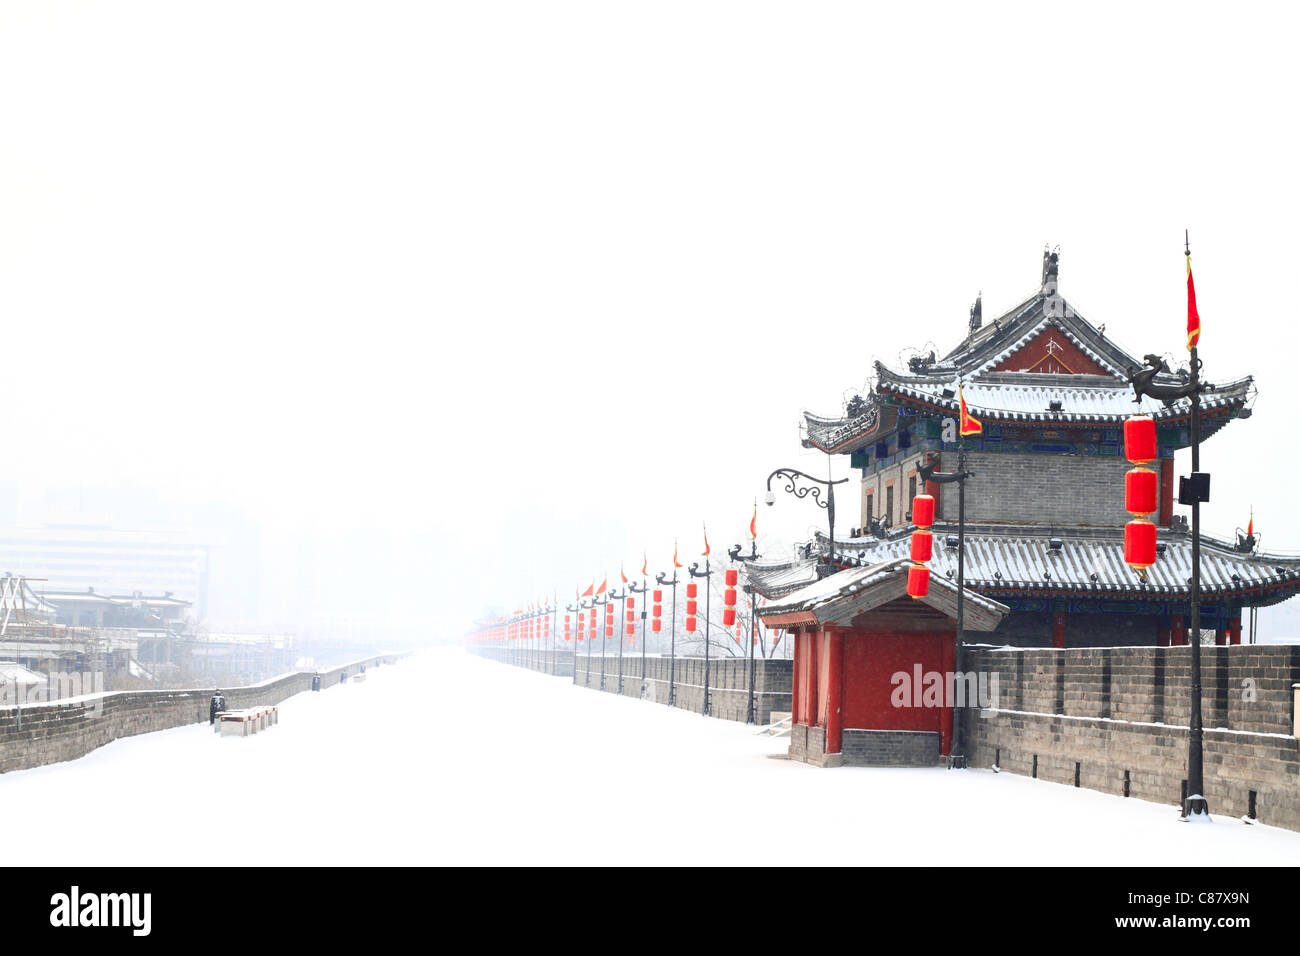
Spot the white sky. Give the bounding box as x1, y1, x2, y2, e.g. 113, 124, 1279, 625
1, 3, 1297, 638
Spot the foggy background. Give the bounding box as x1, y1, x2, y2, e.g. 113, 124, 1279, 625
1, 2, 1297, 645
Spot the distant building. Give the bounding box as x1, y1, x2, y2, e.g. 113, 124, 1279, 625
0, 526, 210, 619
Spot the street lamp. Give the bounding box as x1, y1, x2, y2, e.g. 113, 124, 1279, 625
603, 586, 625, 692
765, 467, 849, 573
1126, 237, 1213, 821
655, 568, 681, 707
729, 541, 763, 725
628, 575, 650, 698
688, 559, 713, 717
566, 597, 584, 685
917, 451, 973, 768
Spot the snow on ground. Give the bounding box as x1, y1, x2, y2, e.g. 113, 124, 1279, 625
3, 646, 1298, 865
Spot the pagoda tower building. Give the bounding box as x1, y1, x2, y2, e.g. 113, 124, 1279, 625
755, 249, 1300, 766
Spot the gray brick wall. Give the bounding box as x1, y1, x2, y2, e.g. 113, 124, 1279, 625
842, 729, 942, 767
964, 644, 1300, 831
475, 648, 793, 725
938, 451, 1134, 527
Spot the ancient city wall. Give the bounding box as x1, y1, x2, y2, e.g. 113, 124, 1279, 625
469, 646, 792, 724
963, 644, 1300, 831
0, 652, 408, 774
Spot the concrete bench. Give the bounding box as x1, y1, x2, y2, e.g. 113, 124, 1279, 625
216, 706, 279, 736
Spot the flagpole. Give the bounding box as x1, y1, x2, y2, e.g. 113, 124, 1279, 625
1184, 230, 1208, 819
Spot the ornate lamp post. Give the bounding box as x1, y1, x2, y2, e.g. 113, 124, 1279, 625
764, 467, 849, 572
688, 558, 713, 717
602, 585, 624, 692
729, 540, 762, 725
918, 451, 973, 767
566, 596, 585, 685
628, 573, 650, 698
1126, 234, 1214, 820
655, 567, 681, 706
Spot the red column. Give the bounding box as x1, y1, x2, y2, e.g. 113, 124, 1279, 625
824, 628, 844, 756
808, 630, 820, 727
1229, 615, 1242, 646
1171, 614, 1185, 646
791, 631, 802, 725
1052, 612, 1066, 649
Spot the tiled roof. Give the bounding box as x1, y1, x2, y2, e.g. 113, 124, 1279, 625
810, 526, 1300, 606
757, 556, 1010, 629
876, 365, 1254, 426
743, 558, 823, 599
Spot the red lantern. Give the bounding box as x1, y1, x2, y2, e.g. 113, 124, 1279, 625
1125, 467, 1158, 517
653, 605, 662, 618
686, 600, 697, 615
725, 569, 738, 586
1124, 519, 1158, 569
626, 596, 634, 609
686, 583, 697, 599
626, 610, 635, 623
1124, 416, 1157, 465
910, 530, 933, 563
686, 617, 697, 633
626, 622, 634, 636
906, 564, 930, 599
652, 619, 662, 633
723, 608, 736, 626
724, 588, 737, 606
653, 589, 662, 602
605, 625, 613, 637
912, 494, 936, 528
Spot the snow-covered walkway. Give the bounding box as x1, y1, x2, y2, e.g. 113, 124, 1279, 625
2, 647, 1296, 865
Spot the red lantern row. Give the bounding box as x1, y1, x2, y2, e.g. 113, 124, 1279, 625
652, 588, 662, 633
1124, 416, 1160, 572
907, 492, 934, 599
686, 581, 698, 633
723, 567, 738, 628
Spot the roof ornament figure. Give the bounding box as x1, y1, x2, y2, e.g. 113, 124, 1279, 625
906, 351, 936, 373
1041, 246, 1060, 296
968, 294, 982, 334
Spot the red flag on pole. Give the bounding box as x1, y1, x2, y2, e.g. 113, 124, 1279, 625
620, 565, 628, 585
750, 503, 757, 541
673, 541, 682, 568
641, 553, 647, 577
959, 385, 982, 436
581, 580, 594, 598
702, 525, 710, 557
597, 576, 607, 595
1186, 251, 1201, 350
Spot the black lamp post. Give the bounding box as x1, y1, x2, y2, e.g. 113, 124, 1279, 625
764, 467, 849, 573
729, 540, 762, 725
628, 574, 650, 698
918, 450, 973, 768
603, 586, 625, 692
615, 582, 629, 695
688, 558, 713, 717
566, 598, 584, 685
656, 568, 680, 707
1126, 236, 1213, 820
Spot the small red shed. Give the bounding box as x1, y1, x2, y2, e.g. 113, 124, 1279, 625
758, 558, 1009, 767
